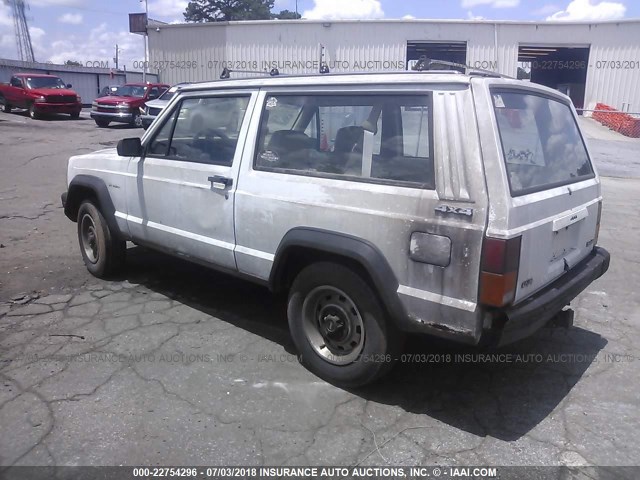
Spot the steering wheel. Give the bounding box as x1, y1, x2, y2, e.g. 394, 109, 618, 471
192, 128, 232, 146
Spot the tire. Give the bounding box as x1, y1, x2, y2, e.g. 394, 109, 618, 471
287, 262, 404, 387
0, 95, 10, 113
28, 103, 40, 120
70, 111, 80, 119
131, 113, 142, 128
77, 201, 126, 278
95, 119, 110, 128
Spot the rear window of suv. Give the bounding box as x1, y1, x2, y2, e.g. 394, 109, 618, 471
492, 90, 594, 196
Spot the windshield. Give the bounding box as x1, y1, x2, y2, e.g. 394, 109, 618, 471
116, 85, 147, 98
492, 90, 594, 196
26, 77, 66, 89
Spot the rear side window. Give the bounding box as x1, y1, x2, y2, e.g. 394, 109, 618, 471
492, 90, 594, 196
254, 94, 434, 189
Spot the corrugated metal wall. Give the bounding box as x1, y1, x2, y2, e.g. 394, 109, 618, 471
148, 19, 640, 113
0, 59, 159, 105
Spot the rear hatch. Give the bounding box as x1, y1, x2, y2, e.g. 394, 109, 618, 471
490, 88, 600, 304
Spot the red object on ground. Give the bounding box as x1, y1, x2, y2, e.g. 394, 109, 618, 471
592, 103, 640, 138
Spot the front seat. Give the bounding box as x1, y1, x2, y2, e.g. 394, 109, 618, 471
333, 126, 364, 174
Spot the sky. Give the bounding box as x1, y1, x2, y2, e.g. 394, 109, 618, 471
0, 0, 636, 71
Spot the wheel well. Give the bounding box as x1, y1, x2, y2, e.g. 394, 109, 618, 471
65, 185, 98, 222
274, 246, 378, 296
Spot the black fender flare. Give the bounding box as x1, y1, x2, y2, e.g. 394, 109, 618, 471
63, 174, 124, 239
269, 227, 407, 327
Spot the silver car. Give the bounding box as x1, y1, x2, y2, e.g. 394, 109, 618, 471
140, 82, 190, 129
62, 71, 610, 387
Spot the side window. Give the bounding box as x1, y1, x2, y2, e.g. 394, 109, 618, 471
10, 77, 22, 87
146, 95, 250, 166
147, 108, 178, 156
148, 87, 160, 100
255, 94, 434, 188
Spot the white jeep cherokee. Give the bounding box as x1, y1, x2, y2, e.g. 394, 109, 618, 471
61, 71, 610, 386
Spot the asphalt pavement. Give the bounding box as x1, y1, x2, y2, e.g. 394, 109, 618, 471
0, 108, 639, 469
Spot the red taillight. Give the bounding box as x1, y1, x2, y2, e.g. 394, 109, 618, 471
479, 236, 521, 307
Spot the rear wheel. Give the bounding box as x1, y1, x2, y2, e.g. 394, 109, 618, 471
287, 262, 403, 387
95, 119, 110, 128
77, 201, 126, 278
70, 111, 80, 119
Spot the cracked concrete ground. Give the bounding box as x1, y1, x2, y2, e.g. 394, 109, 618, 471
0, 110, 639, 468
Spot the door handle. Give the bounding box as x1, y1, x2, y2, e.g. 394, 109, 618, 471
208, 175, 233, 190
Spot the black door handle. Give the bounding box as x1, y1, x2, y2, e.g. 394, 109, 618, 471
208, 176, 233, 190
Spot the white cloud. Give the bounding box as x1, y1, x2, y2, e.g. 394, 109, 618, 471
30, 0, 84, 6
461, 0, 519, 8
0, 3, 13, 27
303, 0, 384, 20
546, 0, 625, 21
467, 10, 486, 19
148, 0, 188, 18
44, 23, 143, 70
58, 12, 83, 24
532, 4, 561, 16
402, 14, 416, 20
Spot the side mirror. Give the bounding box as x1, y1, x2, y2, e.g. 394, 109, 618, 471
66, 84, 72, 88
117, 137, 143, 157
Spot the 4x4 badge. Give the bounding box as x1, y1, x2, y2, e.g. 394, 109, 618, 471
434, 205, 474, 217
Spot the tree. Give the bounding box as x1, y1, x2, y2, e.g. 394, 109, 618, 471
64, 60, 83, 66
184, 0, 275, 22
272, 9, 301, 19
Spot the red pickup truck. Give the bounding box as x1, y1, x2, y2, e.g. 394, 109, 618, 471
0, 73, 82, 119
90, 82, 169, 128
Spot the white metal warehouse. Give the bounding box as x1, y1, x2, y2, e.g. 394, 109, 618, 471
147, 18, 640, 114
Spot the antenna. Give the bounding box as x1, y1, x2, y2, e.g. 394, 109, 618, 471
4, 0, 35, 63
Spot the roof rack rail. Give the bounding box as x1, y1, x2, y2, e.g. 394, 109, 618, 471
220, 67, 281, 79
411, 56, 513, 79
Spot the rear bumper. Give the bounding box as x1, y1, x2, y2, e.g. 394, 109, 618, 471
496, 246, 610, 346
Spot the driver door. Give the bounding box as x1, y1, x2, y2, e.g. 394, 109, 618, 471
125, 91, 257, 270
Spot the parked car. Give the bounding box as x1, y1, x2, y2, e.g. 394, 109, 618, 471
99, 85, 121, 97
0, 73, 82, 119
90, 82, 169, 128
61, 71, 610, 387
140, 82, 189, 129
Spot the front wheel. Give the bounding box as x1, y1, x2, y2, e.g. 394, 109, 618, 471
28, 103, 40, 119
0, 95, 10, 113
95, 118, 110, 128
287, 262, 404, 387
70, 111, 80, 119
131, 113, 142, 128
77, 201, 126, 278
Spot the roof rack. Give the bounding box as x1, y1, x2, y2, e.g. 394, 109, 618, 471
220, 67, 282, 79
411, 56, 513, 79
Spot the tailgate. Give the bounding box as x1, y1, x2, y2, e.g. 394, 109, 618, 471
489, 88, 600, 304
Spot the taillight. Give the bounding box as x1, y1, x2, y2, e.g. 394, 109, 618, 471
594, 201, 602, 246
479, 236, 521, 307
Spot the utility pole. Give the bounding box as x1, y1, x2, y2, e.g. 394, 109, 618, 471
113, 44, 119, 70
140, 0, 148, 82
295, 0, 298, 17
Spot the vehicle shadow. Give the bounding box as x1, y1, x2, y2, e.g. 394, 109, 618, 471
8, 109, 87, 121
118, 246, 607, 441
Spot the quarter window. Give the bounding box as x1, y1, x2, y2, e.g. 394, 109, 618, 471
255, 94, 434, 188
492, 90, 594, 196
146, 95, 250, 166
